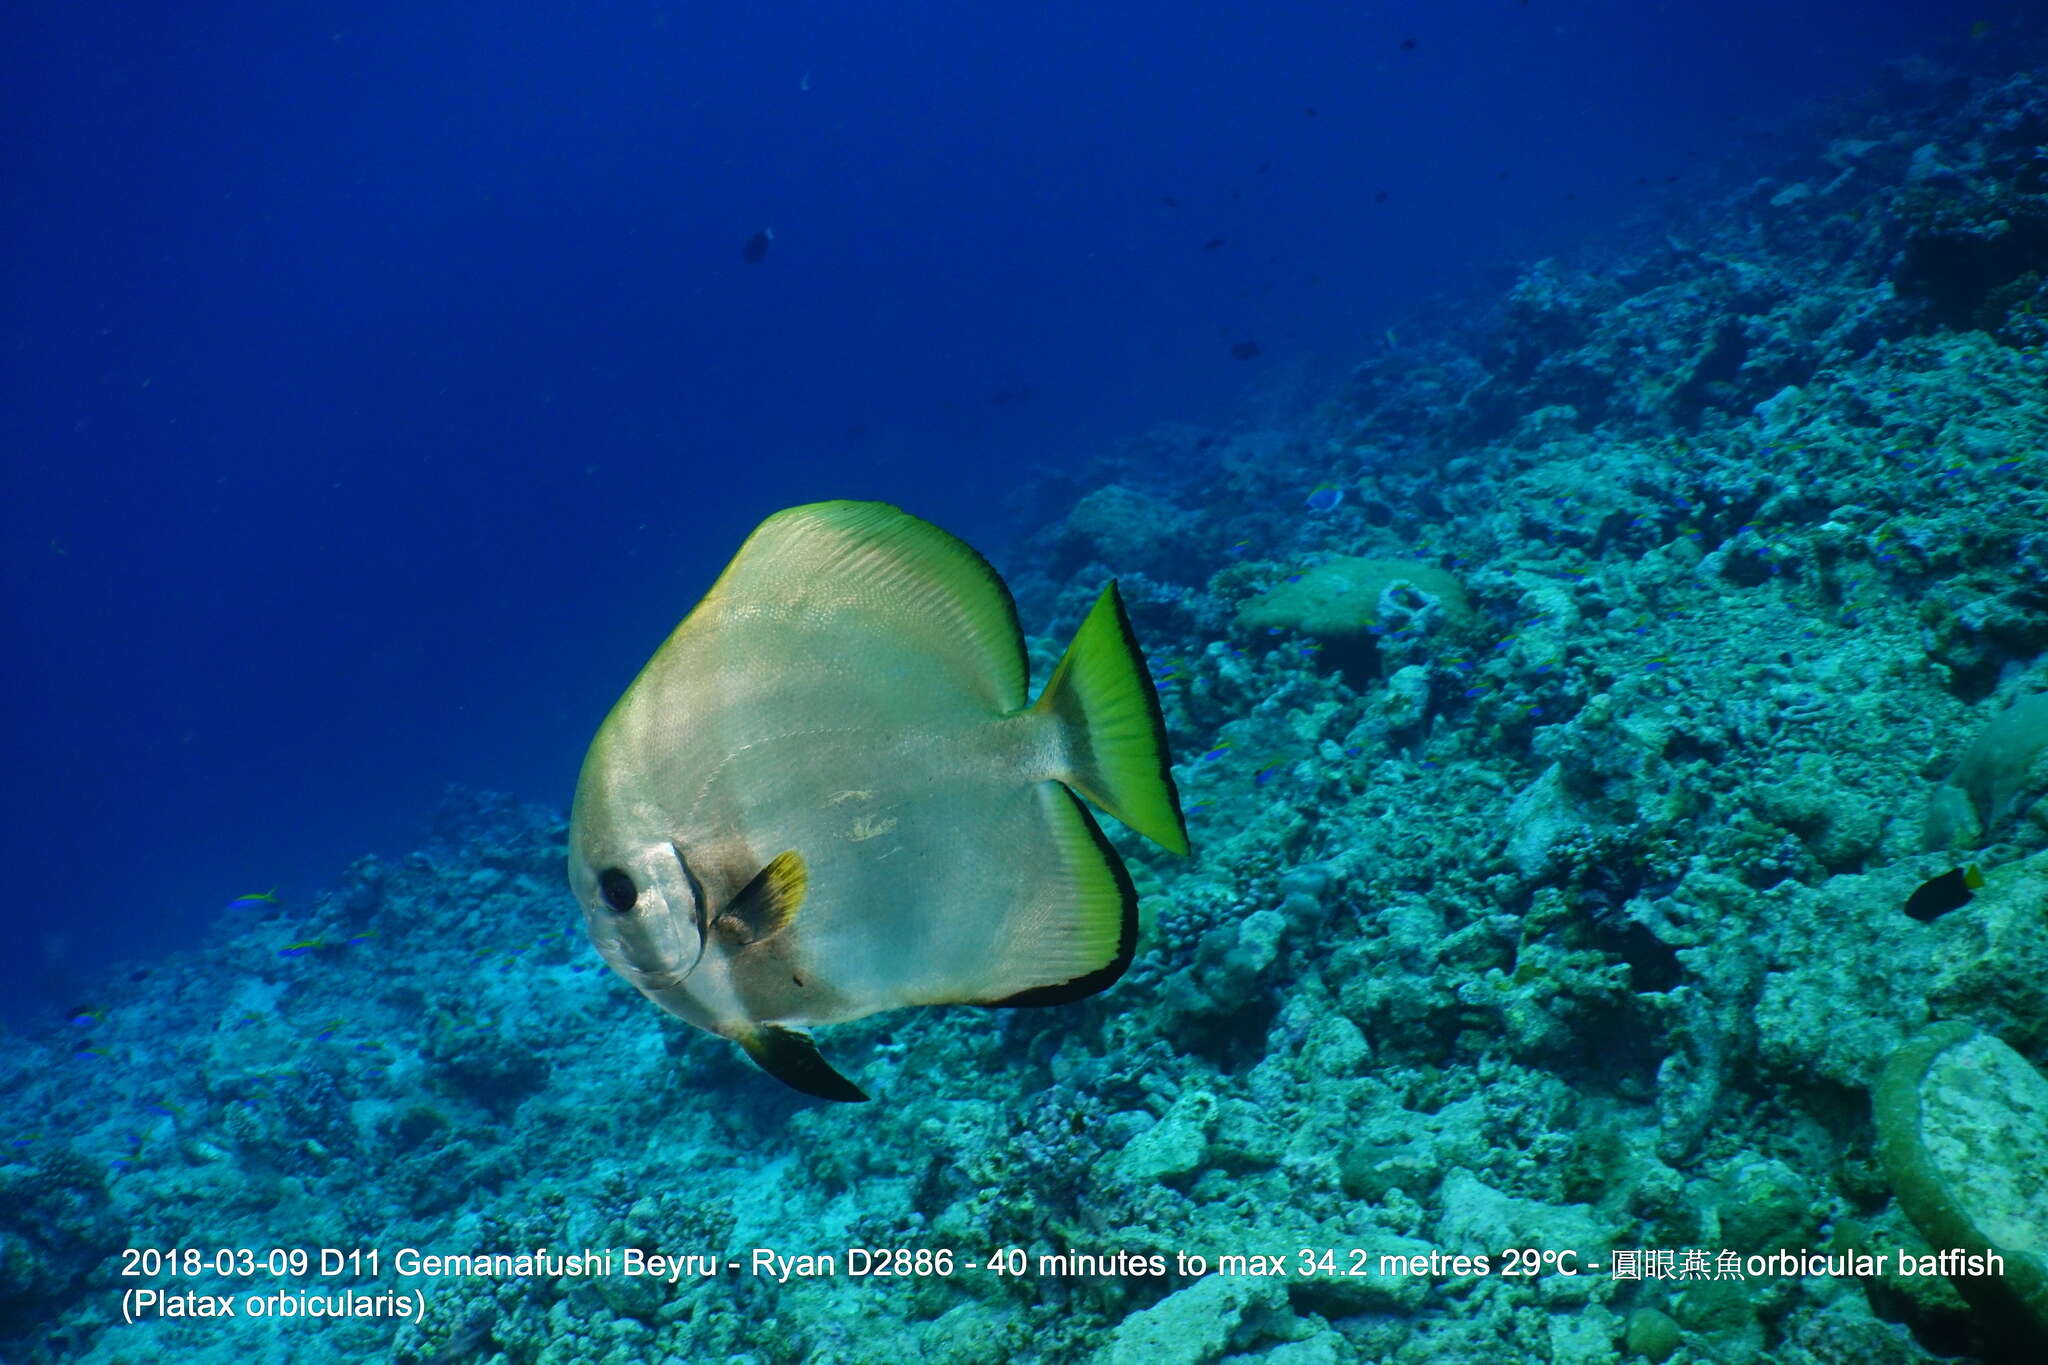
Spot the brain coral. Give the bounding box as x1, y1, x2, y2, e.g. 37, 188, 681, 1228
1233, 556, 1474, 641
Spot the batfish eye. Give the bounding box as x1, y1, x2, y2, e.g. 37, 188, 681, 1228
598, 868, 639, 914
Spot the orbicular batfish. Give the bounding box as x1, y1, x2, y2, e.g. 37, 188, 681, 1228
568, 501, 1188, 1101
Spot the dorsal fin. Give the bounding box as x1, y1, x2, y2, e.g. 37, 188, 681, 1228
714, 850, 807, 945
706, 501, 1030, 712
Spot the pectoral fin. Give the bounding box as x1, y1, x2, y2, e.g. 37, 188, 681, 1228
737, 1023, 869, 1102
714, 850, 807, 945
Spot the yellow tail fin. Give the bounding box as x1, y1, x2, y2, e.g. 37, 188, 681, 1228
1035, 583, 1190, 855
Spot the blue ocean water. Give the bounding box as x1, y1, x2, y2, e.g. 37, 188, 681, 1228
6, 3, 2048, 1363
2, 0, 1986, 1017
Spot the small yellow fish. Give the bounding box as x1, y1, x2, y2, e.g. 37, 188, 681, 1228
568, 502, 1188, 1101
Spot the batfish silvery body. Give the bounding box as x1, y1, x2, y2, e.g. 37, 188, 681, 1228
568, 501, 1188, 1100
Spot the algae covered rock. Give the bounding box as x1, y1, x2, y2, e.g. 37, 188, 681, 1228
1433, 1168, 1611, 1287
1755, 866, 1938, 1088
1872, 1023, 2048, 1350
1056, 484, 1199, 578
1233, 556, 1474, 642
1929, 851, 2048, 1055
1101, 1273, 1287, 1365
1115, 1089, 1218, 1183
1925, 692, 2048, 849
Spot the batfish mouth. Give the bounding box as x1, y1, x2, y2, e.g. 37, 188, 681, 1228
625, 962, 694, 992
608, 914, 705, 988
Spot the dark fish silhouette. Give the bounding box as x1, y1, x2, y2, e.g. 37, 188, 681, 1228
743, 229, 774, 264
1231, 340, 1261, 360
1905, 866, 1982, 923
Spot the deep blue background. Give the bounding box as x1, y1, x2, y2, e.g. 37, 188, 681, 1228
0, 1, 2007, 1022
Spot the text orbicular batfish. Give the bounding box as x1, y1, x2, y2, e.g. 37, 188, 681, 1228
568, 501, 1189, 1101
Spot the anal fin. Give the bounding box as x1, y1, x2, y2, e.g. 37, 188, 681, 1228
738, 1024, 869, 1102
977, 783, 1136, 1007
715, 850, 807, 945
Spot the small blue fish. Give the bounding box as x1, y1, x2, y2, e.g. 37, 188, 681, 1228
1199, 743, 1232, 763
69, 1007, 104, 1027
278, 939, 323, 958
1304, 484, 1344, 513
228, 888, 282, 912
